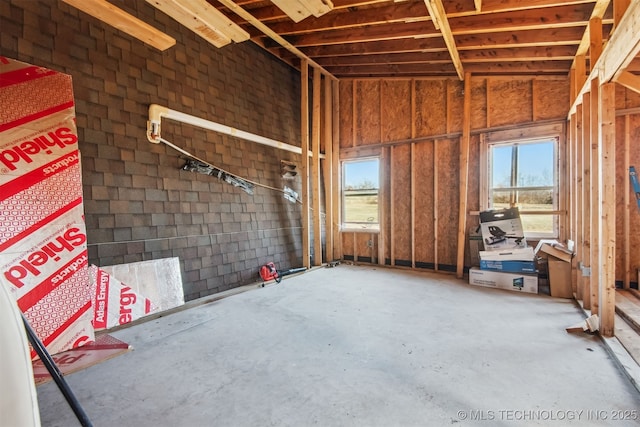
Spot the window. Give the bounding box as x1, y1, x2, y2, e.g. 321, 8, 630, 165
487, 138, 558, 238
342, 158, 380, 230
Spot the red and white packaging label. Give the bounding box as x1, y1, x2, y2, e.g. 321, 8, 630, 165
89, 265, 157, 330
0, 57, 94, 357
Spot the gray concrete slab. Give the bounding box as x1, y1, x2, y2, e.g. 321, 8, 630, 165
37, 265, 640, 426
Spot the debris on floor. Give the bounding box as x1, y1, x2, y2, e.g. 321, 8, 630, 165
566, 314, 599, 334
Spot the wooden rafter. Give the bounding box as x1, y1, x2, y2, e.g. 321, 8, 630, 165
616, 71, 640, 95
424, 0, 464, 80
61, 0, 175, 50
216, 0, 337, 79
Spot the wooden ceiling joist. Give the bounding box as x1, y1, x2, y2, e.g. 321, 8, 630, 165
424, 0, 464, 79
216, 0, 337, 79
61, 0, 176, 50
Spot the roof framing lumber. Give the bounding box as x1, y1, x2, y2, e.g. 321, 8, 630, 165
569, 0, 640, 114
616, 71, 640, 95
216, 0, 337, 79
424, 0, 464, 79
61, 0, 176, 50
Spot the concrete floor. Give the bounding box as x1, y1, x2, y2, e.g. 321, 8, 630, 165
37, 265, 640, 426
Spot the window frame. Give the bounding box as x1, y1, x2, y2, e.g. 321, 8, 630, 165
480, 125, 563, 240
341, 157, 381, 232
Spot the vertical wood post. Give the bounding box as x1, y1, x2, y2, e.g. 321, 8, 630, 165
390, 147, 396, 266
581, 92, 591, 309
411, 142, 416, 268
599, 81, 616, 337
378, 147, 387, 266
331, 80, 341, 261
456, 72, 472, 278
590, 77, 600, 315
434, 140, 439, 271
312, 67, 322, 266
569, 114, 577, 292
624, 115, 631, 289
576, 103, 584, 302
322, 76, 333, 264
300, 60, 310, 269
589, 17, 603, 68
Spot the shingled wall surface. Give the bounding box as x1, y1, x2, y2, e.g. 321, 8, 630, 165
1, 0, 304, 301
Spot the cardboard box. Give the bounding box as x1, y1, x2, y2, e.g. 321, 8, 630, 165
479, 260, 536, 274
469, 267, 538, 294
536, 243, 573, 263
479, 247, 535, 261
535, 242, 573, 298
479, 207, 527, 251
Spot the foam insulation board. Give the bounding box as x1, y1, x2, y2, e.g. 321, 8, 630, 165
89, 265, 158, 330
0, 57, 94, 357
100, 257, 184, 312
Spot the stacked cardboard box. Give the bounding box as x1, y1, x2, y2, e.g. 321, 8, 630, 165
469, 208, 538, 294
534, 240, 573, 298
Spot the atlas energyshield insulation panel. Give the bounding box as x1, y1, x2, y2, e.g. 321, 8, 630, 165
0, 57, 94, 357
101, 257, 184, 312
89, 265, 158, 330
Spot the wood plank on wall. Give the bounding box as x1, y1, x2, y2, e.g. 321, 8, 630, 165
590, 77, 600, 315
600, 81, 616, 338
576, 103, 584, 303
582, 93, 591, 310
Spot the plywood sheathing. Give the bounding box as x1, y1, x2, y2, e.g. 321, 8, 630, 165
488, 79, 532, 127
436, 139, 460, 270
470, 79, 487, 130
414, 141, 435, 268
338, 75, 569, 272
391, 144, 412, 265
338, 80, 353, 150
342, 230, 354, 260
355, 233, 375, 263
381, 81, 412, 142
355, 80, 381, 146
415, 80, 447, 137
535, 79, 571, 121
